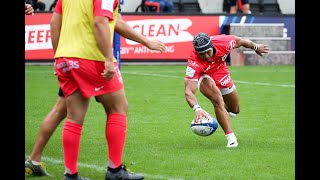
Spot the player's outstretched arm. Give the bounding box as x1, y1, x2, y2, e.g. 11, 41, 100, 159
115, 13, 166, 53
234, 35, 269, 56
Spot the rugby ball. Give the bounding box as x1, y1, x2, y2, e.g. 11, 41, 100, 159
190, 114, 219, 136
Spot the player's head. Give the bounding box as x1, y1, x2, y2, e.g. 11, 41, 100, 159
193, 32, 216, 61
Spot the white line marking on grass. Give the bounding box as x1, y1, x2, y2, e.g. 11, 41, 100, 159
122, 71, 295, 88
123, 71, 181, 78
25, 70, 294, 88
234, 80, 295, 88
25, 155, 184, 180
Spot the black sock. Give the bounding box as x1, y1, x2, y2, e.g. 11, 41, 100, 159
108, 164, 122, 173
65, 172, 78, 178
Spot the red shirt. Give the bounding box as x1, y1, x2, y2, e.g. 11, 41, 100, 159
185, 34, 236, 80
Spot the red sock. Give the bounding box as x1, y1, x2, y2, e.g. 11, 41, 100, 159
62, 121, 82, 174
106, 113, 127, 168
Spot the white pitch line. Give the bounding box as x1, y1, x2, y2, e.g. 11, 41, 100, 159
25, 70, 295, 88
122, 71, 295, 88
25, 155, 184, 180
122, 71, 181, 78
234, 80, 294, 88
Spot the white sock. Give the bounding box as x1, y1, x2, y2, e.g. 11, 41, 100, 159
225, 133, 238, 147
226, 132, 235, 139
228, 112, 237, 117
31, 160, 41, 165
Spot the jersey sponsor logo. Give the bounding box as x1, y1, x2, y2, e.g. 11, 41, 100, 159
226, 40, 236, 51
204, 65, 211, 73
101, 0, 114, 12
219, 74, 231, 86
186, 66, 196, 77
222, 54, 228, 61
189, 60, 199, 68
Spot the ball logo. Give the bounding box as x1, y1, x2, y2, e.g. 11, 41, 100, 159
199, 127, 213, 135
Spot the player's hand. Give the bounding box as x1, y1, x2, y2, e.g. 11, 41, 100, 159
146, 39, 166, 53
102, 61, 115, 80
255, 44, 269, 56
25, 2, 34, 15
194, 109, 210, 124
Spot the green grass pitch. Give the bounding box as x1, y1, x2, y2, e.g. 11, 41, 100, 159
25, 64, 295, 180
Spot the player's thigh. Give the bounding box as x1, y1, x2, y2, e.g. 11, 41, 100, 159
222, 89, 240, 113
52, 95, 67, 118
65, 89, 90, 123
198, 75, 221, 98
96, 88, 128, 115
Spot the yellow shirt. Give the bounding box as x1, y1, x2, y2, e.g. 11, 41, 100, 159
54, 0, 118, 62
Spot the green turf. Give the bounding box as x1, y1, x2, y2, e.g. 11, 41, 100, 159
25, 64, 295, 180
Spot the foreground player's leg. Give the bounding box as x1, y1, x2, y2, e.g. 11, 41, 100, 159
198, 76, 238, 147
105, 114, 144, 180
25, 96, 67, 176
62, 90, 90, 180
221, 85, 240, 118
97, 89, 144, 180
